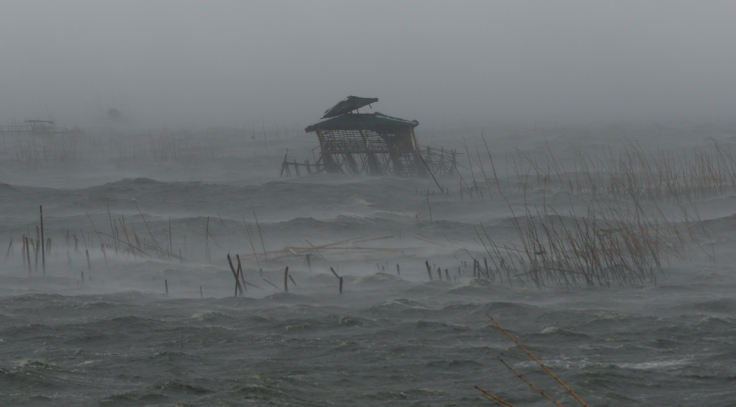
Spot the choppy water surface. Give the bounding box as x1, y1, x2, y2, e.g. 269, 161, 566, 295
1, 126, 736, 406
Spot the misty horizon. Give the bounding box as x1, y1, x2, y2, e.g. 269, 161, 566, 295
1, 1, 735, 129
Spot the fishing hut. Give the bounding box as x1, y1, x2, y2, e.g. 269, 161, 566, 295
281, 96, 457, 178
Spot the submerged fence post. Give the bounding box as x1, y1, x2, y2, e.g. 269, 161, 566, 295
425, 260, 433, 281
339, 276, 343, 294
284, 266, 289, 293
40, 206, 45, 276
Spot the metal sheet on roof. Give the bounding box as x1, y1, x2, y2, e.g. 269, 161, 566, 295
305, 112, 418, 133
321, 96, 379, 119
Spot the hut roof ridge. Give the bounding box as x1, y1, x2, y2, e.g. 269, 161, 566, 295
304, 112, 418, 133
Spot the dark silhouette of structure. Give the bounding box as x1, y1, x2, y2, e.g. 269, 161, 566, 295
283, 96, 456, 178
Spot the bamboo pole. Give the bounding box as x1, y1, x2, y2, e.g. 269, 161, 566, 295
498, 357, 565, 407
487, 315, 588, 407
40, 206, 45, 275
3, 237, 12, 263
254, 212, 267, 264
226, 253, 243, 296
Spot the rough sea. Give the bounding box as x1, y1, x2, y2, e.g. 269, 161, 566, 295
1, 123, 735, 406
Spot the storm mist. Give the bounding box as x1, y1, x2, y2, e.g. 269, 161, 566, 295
1, 2, 735, 406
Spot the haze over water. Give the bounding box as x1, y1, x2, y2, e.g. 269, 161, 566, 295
1, 2, 736, 406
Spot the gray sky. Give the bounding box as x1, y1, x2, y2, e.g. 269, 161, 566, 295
1, 1, 734, 128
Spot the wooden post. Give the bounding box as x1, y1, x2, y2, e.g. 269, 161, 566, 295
26, 237, 32, 274
100, 243, 107, 267
280, 149, 289, 177
284, 267, 289, 293
4, 237, 13, 263
396, 264, 400, 277
165, 279, 168, 296
226, 254, 244, 296
254, 212, 267, 264
200, 286, 203, 298
425, 260, 433, 281
85, 249, 91, 271
40, 206, 45, 275
306, 254, 311, 271
339, 276, 343, 294
236, 254, 247, 293
205, 217, 210, 263
426, 192, 433, 222
437, 267, 442, 281
34, 232, 39, 273
445, 269, 450, 281
21, 236, 26, 271
168, 217, 172, 261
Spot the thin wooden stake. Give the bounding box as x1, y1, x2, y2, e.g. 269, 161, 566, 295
236, 254, 247, 293
226, 253, 244, 296
40, 206, 45, 275
262, 278, 280, 290
426, 192, 433, 222
4, 238, 12, 263
498, 357, 565, 407
474, 386, 515, 407
487, 314, 588, 407
168, 217, 172, 261
254, 212, 267, 264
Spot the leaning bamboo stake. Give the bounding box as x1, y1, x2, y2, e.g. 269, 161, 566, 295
205, 217, 210, 263
136, 207, 164, 257
226, 254, 244, 296
118, 218, 136, 259
262, 278, 280, 290
236, 257, 247, 293
474, 386, 515, 407
242, 215, 259, 264
4, 237, 12, 263
498, 357, 565, 407
39, 206, 45, 275
254, 211, 267, 264
487, 315, 588, 407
